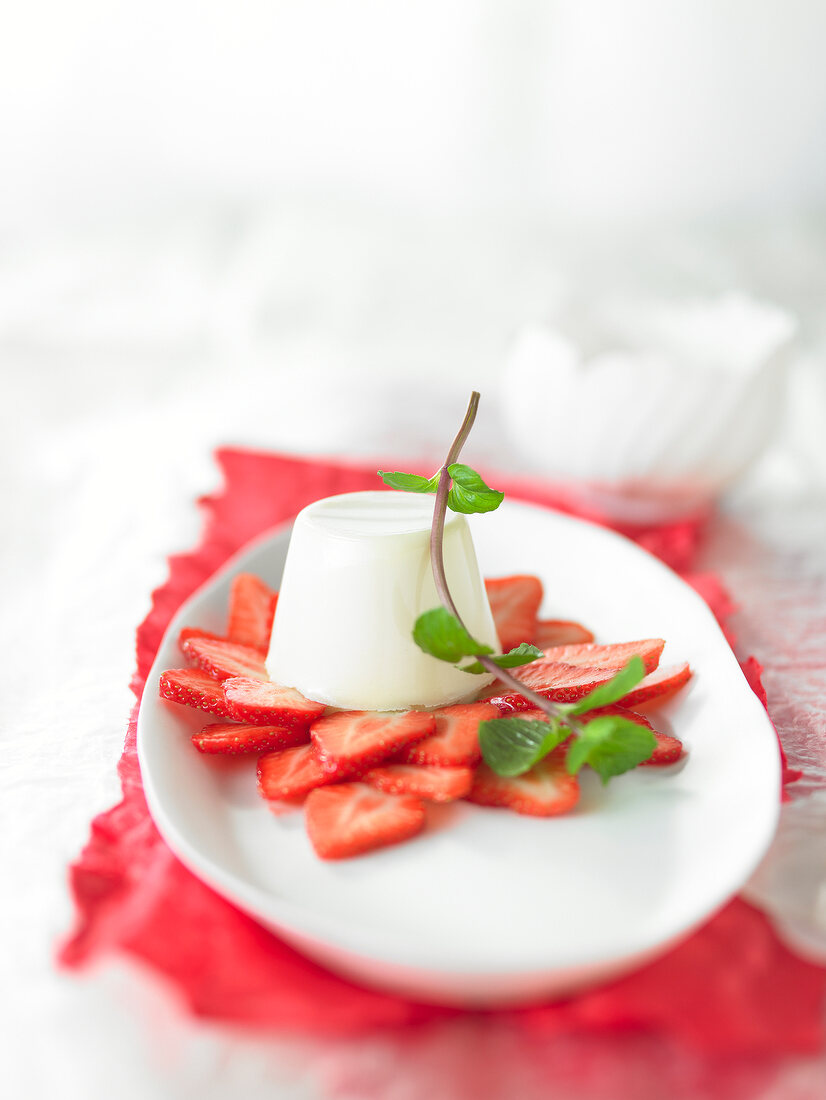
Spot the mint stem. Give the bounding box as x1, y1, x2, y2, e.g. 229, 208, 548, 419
429, 393, 576, 724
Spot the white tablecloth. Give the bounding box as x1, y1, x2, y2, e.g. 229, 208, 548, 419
4, 202, 826, 1098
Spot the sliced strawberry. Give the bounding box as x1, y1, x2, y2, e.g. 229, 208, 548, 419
491, 663, 625, 710
258, 743, 330, 799
177, 626, 229, 654
227, 573, 278, 650
364, 764, 474, 802
398, 701, 498, 767
158, 668, 233, 718
619, 662, 692, 709
537, 639, 665, 675
305, 782, 426, 859
467, 746, 579, 817
223, 678, 325, 728
192, 722, 309, 755
182, 636, 269, 681
642, 731, 685, 766
533, 619, 595, 648
485, 575, 544, 652
311, 710, 436, 779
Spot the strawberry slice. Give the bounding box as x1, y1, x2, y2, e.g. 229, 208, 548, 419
182, 636, 269, 681
258, 743, 330, 799
467, 746, 579, 816
642, 731, 685, 766
364, 764, 474, 802
227, 573, 278, 650
491, 663, 625, 710
537, 639, 665, 675
223, 678, 325, 728
158, 668, 233, 718
305, 783, 426, 859
311, 710, 436, 778
485, 575, 543, 652
192, 722, 309, 755
533, 619, 595, 648
178, 626, 229, 654
619, 662, 692, 709
398, 701, 498, 767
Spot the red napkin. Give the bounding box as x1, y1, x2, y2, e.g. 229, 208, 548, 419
60, 449, 823, 1054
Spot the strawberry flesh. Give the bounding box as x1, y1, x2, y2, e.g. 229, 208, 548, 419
467, 746, 579, 816
305, 783, 426, 859
227, 573, 279, 650
178, 626, 231, 654
182, 636, 269, 681
192, 722, 309, 755
398, 701, 498, 767
159, 668, 233, 718
258, 743, 330, 799
364, 764, 474, 802
491, 663, 625, 710
485, 575, 543, 652
311, 710, 436, 779
533, 619, 595, 648
620, 662, 692, 709
223, 677, 325, 728
537, 639, 665, 675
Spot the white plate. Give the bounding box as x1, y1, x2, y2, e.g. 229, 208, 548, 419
137, 500, 780, 1005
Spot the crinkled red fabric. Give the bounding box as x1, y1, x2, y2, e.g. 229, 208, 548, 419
60, 449, 823, 1052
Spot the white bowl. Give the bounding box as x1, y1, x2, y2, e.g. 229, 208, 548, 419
137, 500, 779, 1006
501, 294, 797, 522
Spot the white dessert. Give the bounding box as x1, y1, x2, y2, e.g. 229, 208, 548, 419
266, 491, 499, 710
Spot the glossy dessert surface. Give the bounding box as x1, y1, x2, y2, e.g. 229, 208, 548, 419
266, 491, 498, 710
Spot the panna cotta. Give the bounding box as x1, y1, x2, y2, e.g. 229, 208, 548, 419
266, 491, 499, 710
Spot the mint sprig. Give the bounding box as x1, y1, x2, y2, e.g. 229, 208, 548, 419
378, 392, 656, 787
460, 642, 544, 674
378, 463, 503, 516
413, 609, 541, 673
412, 608, 493, 664
479, 717, 568, 776
565, 714, 657, 784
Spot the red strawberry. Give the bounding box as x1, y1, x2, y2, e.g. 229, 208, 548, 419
311, 710, 436, 778
192, 722, 309, 755
398, 702, 498, 766
227, 573, 278, 650
533, 619, 594, 648
158, 668, 233, 718
467, 746, 579, 816
491, 663, 626, 710
178, 626, 230, 654
619, 662, 692, 708
537, 639, 665, 675
485, 575, 543, 652
642, 731, 685, 766
305, 783, 426, 859
258, 743, 330, 799
364, 764, 474, 802
223, 678, 325, 728
182, 636, 269, 681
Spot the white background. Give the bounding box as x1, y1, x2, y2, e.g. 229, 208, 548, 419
3, 3, 826, 1098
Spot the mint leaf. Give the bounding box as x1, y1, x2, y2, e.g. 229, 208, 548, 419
460, 642, 543, 675
570, 656, 646, 715
479, 716, 568, 776
446, 464, 504, 514
412, 607, 494, 664
565, 714, 656, 784
378, 470, 440, 493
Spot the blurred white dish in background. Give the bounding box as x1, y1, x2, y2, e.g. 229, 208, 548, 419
501, 294, 797, 522
267, 491, 498, 710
